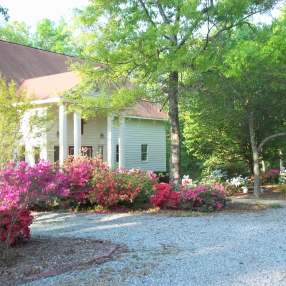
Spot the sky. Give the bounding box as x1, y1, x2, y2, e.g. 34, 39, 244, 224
0, 0, 284, 28
0, 0, 89, 28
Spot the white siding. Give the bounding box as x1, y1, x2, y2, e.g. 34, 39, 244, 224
124, 118, 167, 172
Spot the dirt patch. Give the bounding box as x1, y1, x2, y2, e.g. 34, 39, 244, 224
0, 237, 121, 286
224, 202, 269, 212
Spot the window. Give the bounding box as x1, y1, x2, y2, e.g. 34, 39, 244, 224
54, 146, 59, 162
116, 144, 119, 163
81, 146, 93, 157
97, 145, 104, 159
141, 144, 148, 161
69, 146, 93, 158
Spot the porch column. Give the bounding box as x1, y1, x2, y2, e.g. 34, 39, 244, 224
59, 104, 68, 164
118, 116, 125, 169
73, 112, 81, 156
107, 115, 114, 168
40, 107, 48, 161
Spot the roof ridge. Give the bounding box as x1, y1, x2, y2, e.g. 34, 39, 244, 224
0, 39, 76, 58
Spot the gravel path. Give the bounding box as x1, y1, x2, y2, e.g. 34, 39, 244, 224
24, 208, 286, 286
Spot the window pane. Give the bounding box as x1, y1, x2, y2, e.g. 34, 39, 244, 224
116, 144, 119, 163
141, 144, 148, 161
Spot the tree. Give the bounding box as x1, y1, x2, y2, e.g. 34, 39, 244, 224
72, 0, 278, 184
0, 77, 30, 164
33, 18, 77, 55
184, 19, 286, 196
0, 18, 77, 55
0, 21, 31, 45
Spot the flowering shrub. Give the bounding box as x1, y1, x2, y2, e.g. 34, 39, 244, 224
225, 175, 249, 195
149, 183, 180, 209
181, 175, 197, 188
150, 182, 226, 212
180, 184, 226, 212
61, 156, 104, 204
0, 161, 66, 245
90, 167, 157, 208
0, 209, 33, 245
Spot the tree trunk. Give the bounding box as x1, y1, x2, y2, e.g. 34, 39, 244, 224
248, 112, 261, 197
168, 71, 180, 185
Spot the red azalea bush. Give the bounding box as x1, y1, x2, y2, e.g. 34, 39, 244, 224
90, 167, 157, 208
149, 183, 180, 209
150, 182, 226, 212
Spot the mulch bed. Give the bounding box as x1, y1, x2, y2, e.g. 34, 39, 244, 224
0, 237, 121, 286
232, 184, 286, 200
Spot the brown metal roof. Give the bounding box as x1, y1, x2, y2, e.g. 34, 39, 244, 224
19, 72, 81, 100
0, 40, 168, 120
0, 40, 73, 84
125, 100, 168, 121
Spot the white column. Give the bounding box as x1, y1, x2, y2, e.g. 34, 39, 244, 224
25, 143, 35, 165
59, 104, 68, 164
107, 115, 114, 168
73, 112, 82, 156
118, 116, 125, 169
40, 107, 48, 161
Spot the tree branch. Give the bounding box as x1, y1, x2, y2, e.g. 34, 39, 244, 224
258, 132, 286, 153
156, 1, 171, 24
138, 0, 157, 28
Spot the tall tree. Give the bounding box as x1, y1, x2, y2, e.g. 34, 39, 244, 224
184, 19, 286, 196
73, 0, 278, 184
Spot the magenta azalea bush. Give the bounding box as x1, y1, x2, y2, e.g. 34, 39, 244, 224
0, 161, 64, 245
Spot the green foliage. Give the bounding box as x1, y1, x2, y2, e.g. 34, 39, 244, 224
0, 18, 77, 55
33, 18, 77, 55
0, 77, 30, 164
182, 17, 286, 176
0, 21, 30, 45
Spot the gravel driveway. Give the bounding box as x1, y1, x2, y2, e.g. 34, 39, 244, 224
25, 208, 286, 286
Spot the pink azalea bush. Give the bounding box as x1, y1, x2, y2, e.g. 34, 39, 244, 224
61, 156, 104, 205
0, 161, 59, 245
180, 184, 226, 211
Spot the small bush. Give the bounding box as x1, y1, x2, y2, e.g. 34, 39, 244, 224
0, 208, 33, 245
180, 184, 226, 212
149, 183, 180, 209
90, 168, 157, 208
150, 182, 226, 212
